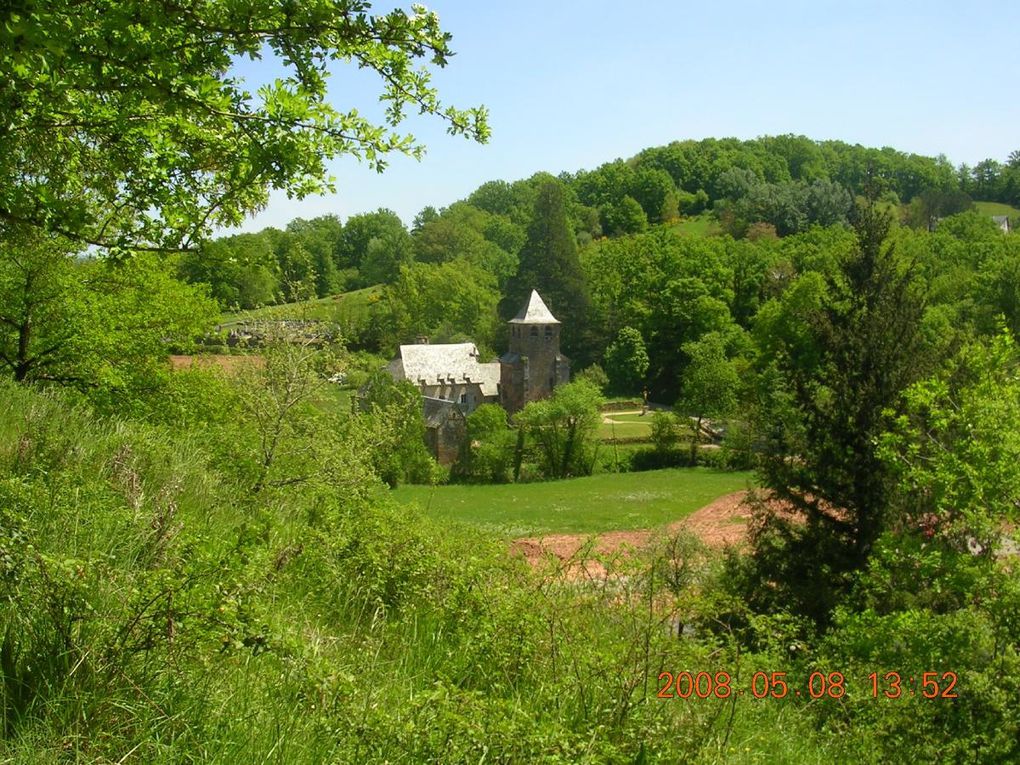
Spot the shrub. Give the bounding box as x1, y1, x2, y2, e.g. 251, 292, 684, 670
650, 411, 684, 453
573, 363, 609, 393
451, 404, 515, 483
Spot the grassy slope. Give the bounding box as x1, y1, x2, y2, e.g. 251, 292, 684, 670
392, 467, 752, 536
974, 200, 1020, 217
218, 285, 381, 328
1, 383, 850, 764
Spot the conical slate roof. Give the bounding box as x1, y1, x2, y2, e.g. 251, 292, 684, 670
510, 289, 559, 324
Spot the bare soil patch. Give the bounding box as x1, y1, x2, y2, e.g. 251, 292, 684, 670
511, 490, 752, 569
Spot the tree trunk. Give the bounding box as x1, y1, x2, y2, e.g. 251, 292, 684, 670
561, 419, 577, 478
14, 317, 31, 382
512, 427, 525, 482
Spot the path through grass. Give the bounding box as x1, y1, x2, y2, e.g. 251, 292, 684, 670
392, 468, 753, 537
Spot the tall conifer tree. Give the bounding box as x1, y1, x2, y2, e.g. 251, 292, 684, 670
501, 180, 590, 357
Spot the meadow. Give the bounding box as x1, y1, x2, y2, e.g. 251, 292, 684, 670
391, 467, 752, 536
974, 200, 1020, 217
669, 212, 722, 237
218, 285, 381, 328
597, 411, 655, 441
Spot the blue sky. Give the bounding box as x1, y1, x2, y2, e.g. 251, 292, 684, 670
225, 0, 1020, 233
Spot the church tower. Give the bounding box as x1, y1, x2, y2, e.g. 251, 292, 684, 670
499, 289, 571, 413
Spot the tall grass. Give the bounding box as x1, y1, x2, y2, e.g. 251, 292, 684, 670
0, 381, 848, 763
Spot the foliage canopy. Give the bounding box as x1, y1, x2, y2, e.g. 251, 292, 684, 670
0, 1, 489, 252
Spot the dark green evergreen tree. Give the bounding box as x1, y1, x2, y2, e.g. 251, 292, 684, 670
500, 180, 590, 358
747, 204, 932, 623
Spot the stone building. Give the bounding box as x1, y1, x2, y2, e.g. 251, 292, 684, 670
386, 341, 499, 464
387, 341, 501, 413
386, 289, 569, 462
422, 397, 467, 465
499, 290, 570, 413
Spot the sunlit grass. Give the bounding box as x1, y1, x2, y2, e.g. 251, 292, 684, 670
391, 467, 752, 536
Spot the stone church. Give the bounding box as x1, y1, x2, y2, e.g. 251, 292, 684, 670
498, 289, 571, 413
386, 289, 570, 463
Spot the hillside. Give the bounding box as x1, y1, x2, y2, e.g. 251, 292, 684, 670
974, 200, 1020, 217
218, 284, 381, 328
5, 1, 1020, 760
0, 381, 842, 763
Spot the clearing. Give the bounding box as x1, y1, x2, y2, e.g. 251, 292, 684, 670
218, 285, 381, 329
974, 200, 1020, 218
391, 467, 752, 537
669, 213, 721, 237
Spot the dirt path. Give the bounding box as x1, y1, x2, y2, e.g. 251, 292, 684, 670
511, 490, 752, 569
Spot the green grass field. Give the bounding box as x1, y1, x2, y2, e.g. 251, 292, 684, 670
598, 412, 655, 441
974, 201, 1020, 217
219, 285, 381, 328
392, 467, 753, 536
670, 213, 721, 237
608, 412, 653, 423
598, 419, 653, 440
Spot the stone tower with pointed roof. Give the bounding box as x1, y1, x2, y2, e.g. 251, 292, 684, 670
499, 289, 571, 413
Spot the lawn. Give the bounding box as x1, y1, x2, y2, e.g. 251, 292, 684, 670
608, 412, 655, 423
598, 411, 655, 441
391, 467, 753, 537
597, 419, 652, 440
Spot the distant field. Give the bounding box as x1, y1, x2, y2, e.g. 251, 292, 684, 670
391, 468, 753, 536
598, 411, 655, 441
974, 201, 1020, 217
598, 419, 652, 440
670, 213, 721, 237
218, 285, 381, 328
609, 412, 654, 423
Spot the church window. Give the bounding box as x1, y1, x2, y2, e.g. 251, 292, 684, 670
544, 326, 553, 340
530, 326, 538, 337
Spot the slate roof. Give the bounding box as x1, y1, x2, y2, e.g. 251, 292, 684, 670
393, 342, 501, 397
510, 290, 559, 324
422, 396, 465, 427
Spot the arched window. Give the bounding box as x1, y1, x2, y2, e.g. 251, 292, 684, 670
530, 326, 538, 337
544, 325, 553, 340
